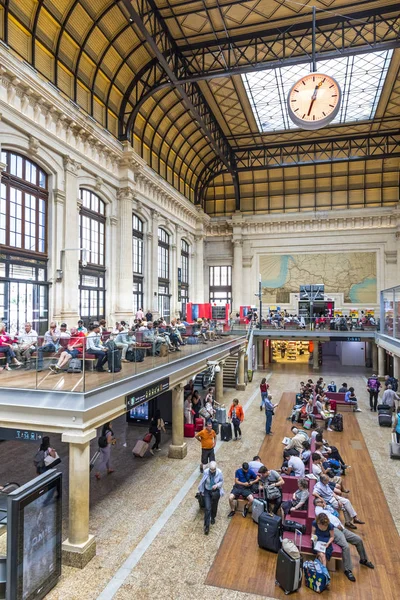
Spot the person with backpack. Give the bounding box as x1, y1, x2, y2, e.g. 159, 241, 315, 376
34, 436, 59, 474
95, 422, 115, 480
384, 375, 398, 392
366, 374, 381, 412
149, 410, 166, 455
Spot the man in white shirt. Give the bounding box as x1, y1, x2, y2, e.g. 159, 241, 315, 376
285, 426, 309, 453
283, 452, 305, 477
15, 323, 38, 366
314, 498, 374, 582
248, 455, 264, 473
313, 474, 364, 529
381, 385, 400, 411
86, 324, 108, 372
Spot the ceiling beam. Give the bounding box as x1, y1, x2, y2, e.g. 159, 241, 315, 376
120, 0, 233, 173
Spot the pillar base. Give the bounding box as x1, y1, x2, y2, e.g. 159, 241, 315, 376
236, 383, 246, 391
168, 443, 188, 459
62, 535, 96, 568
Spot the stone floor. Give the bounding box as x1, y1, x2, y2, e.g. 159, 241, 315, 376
1, 358, 399, 599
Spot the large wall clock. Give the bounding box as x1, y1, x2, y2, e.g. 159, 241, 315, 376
287, 73, 342, 130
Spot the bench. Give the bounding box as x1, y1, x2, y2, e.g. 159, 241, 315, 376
325, 391, 353, 412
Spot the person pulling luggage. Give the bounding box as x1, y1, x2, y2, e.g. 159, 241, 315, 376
197, 461, 224, 535
195, 420, 216, 473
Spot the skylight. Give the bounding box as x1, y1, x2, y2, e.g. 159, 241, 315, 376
242, 49, 393, 132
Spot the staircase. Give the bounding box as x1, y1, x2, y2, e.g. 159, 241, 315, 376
223, 356, 238, 388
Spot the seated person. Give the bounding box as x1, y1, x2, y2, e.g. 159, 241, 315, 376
313, 474, 364, 530
14, 322, 38, 366
316, 395, 334, 431
338, 382, 348, 393
115, 324, 136, 362
315, 433, 349, 469
312, 512, 334, 567
282, 477, 309, 515
227, 462, 258, 519
285, 426, 310, 454
345, 387, 362, 412
86, 323, 108, 372
49, 327, 85, 372
300, 440, 312, 464
0, 323, 21, 369
257, 466, 284, 514
312, 453, 349, 494
143, 322, 169, 355
282, 451, 305, 478
248, 455, 264, 473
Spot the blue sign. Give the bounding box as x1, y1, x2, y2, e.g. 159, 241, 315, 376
0, 427, 43, 442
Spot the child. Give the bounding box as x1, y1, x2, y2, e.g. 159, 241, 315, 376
312, 512, 334, 566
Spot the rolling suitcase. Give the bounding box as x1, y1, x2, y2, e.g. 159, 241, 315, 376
378, 412, 392, 427
211, 420, 219, 435
390, 433, 400, 459
377, 404, 390, 412
252, 488, 267, 524
195, 418, 204, 432
275, 532, 303, 595
303, 559, 330, 593
220, 422, 232, 441
184, 423, 195, 438
106, 340, 121, 373
132, 440, 149, 457
216, 407, 227, 424
258, 512, 282, 553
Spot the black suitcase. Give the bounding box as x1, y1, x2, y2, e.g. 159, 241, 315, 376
377, 404, 391, 413
390, 433, 400, 459
211, 420, 219, 435
258, 512, 282, 553
379, 413, 392, 427
221, 422, 232, 441
275, 548, 302, 595
106, 341, 121, 372
283, 520, 306, 534
126, 348, 145, 362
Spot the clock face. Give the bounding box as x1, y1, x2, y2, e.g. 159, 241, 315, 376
287, 73, 342, 130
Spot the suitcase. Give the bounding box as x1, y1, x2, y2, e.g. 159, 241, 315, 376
220, 422, 232, 442
106, 341, 121, 373
211, 420, 219, 435
89, 450, 100, 472
377, 404, 391, 413
390, 433, 400, 459
258, 512, 282, 553
378, 412, 392, 427
216, 407, 227, 424
184, 423, 195, 438
283, 520, 306, 534
132, 440, 149, 457
195, 418, 204, 432
275, 548, 302, 595
252, 488, 267, 524
303, 559, 330, 593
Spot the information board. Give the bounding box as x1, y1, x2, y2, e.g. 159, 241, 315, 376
126, 378, 170, 411
0, 427, 43, 442
211, 305, 227, 320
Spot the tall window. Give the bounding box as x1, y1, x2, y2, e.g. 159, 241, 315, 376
209, 266, 232, 305
133, 215, 144, 314
158, 228, 170, 318
79, 189, 106, 323
180, 239, 189, 317
0, 151, 48, 334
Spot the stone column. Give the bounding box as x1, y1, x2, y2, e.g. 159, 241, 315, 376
59, 157, 81, 323
114, 187, 134, 321
393, 354, 400, 381
215, 361, 224, 404
378, 345, 386, 378
61, 429, 97, 568
236, 349, 246, 391
372, 342, 378, 374
168, 383, 188, 459
232, 239, 243, 313
313, 343, 320, 370
195, 235, 205, 303
151, 211, 160, 317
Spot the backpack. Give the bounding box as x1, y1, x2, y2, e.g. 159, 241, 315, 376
67, 358, 82, 373
368, 378, 379, 391
98, 436, 108, 448
331, 413, 343, 432
33, 449, 45, 469
392, 378, 398, 392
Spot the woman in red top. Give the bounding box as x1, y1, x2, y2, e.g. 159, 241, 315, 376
260, 377, 269, 411
0, 323, 21, 370
228, 398, 244, 441
49, 328, 85, 373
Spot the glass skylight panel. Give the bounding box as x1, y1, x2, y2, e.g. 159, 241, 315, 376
242, 49, 393, 132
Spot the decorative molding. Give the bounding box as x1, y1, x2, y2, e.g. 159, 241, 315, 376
0, 161, 6, 173
117, 186, 136, 202
385, 250, 397, 265
95, 176, 103, 191
53, 189, 66, 205
233, 239, 243, 247
28, 135, 40, 155
63, 155, 81, 175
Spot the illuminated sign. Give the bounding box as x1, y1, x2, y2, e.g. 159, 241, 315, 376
0, 428, 43, 442
126, 378, 170, 411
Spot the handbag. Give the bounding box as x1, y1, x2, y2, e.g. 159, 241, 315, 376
265, 483, 281, 500
143, 433, 152, 443
303, 417, 313, 430
44, 451, 60, 467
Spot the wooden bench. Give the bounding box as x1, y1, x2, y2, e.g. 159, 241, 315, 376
325, 391, 353, 412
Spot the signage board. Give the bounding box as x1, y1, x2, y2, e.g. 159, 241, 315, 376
177, 267, 182, 302
331, 337, 361, 342
126, 378, 170, 411
0, 427, 43, 442
229, 344, 241, 356
300, 284, 325, 301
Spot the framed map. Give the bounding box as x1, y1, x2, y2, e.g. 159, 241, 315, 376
259, 252, 377, 304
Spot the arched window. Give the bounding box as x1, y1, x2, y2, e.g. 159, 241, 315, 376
180, 239, 189, 317
0, 151, 48, 334
79, 189, 106, 324
158, 227, 170, 318
133, 215, 144, 313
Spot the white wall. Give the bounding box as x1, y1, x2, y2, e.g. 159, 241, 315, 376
338, 342, 366, 367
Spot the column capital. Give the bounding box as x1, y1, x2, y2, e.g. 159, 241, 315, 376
117, 185, 136, 202
63, 155, 81, 174
173, 382, 185, 393
233, 239, 243, 247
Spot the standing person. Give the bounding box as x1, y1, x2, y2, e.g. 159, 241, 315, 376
381, 385, 400, 412
191, 391, 202, 421
136, 307, 144, 321
393, 406, 400, 443
149, 410, 166, 455
33, 436, 58, 475
228, 398, 244, 440
198, 461, 224, 535
366, 374, 381, 412
145, 309, 153, 323
95, 422, 115, 480
195, 421, 216, 473
265, 394, 278, 435
260, 377, 269, 411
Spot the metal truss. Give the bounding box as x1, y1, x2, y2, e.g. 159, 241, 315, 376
197, 130, 400, 205
119, 0, 234, 173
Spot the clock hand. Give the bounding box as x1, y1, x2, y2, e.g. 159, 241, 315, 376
307, 83, 321, 116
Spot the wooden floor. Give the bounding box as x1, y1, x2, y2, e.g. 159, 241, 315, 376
0, 337, 231, 393
206, 392, 399, 599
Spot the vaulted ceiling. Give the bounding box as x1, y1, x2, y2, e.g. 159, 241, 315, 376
0, 0, 399, 215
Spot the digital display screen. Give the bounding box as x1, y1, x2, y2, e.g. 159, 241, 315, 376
129, 402, 149, 421
21, 487, 59, 600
